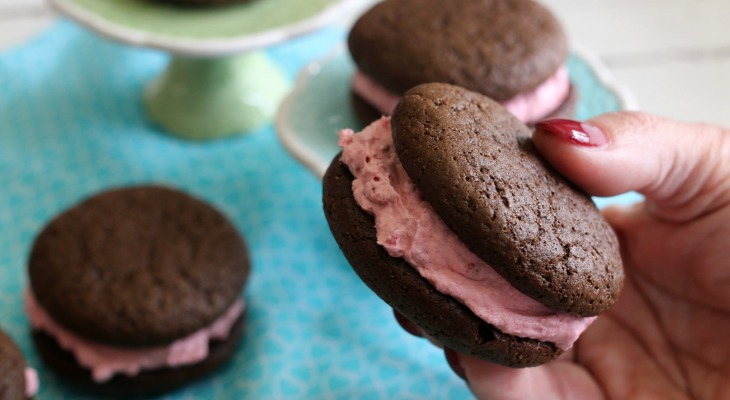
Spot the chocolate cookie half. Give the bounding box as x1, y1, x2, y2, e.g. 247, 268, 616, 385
348, 0, 575, 126
0, 329, 38, 400
392, 83, 622, 316
324, 159, 560, 367
323, 83, 623, 367
27, 185, 250, 396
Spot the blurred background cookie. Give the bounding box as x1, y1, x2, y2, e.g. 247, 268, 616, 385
348, 0, 576, 126
0, 328, 39, 400
26, 185, 250, 397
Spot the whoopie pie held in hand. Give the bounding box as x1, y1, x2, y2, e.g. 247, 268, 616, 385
323, 83, 623, 367
0, 329, 39, 400
26, 185, 250, 396
348, 0, 577, 126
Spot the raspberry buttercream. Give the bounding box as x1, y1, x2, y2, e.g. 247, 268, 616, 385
26, 290, 244, 382
339, 117, 594, 350
352, 67, 571, 124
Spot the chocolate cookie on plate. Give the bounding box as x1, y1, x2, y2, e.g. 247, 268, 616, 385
0, 328, 38, 400
348, 0, 577, 126
26, 185, 250, 396
323, 83, 623, 367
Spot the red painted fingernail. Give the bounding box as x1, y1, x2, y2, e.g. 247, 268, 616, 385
535, 119, 609, 147
444, 347, 468, 382
393, 310, 424, 338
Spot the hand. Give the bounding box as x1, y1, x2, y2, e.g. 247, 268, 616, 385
444, 112, 730, 399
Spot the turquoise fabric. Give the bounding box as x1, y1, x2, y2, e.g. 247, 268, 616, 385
0, 22, 470, 399
0, 21, 640, 399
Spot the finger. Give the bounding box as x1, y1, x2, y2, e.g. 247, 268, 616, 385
393, 309, 423, 338
456, 353, 604, 400
533, 112, 730, 221
603, 203, 730, 308
392, 310, 443, 347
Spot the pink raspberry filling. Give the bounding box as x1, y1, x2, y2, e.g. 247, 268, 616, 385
339, 117, 594, 350
25, 290, 244, 382
352, 67, 571, 124
25, 367, 39, 398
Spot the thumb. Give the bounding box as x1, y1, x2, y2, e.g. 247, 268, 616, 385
456, 352, 603, 400
533, 112, 730, 221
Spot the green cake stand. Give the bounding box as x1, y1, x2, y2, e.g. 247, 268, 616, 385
49, 0, 356, 140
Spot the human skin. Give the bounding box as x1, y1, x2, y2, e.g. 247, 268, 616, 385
447, 112, 730, 400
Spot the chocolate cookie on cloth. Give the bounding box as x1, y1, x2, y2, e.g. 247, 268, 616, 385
348, 0, 577, 126
26, 185, 250, 396
0, 329, 39, 400
323, 83, 623, 367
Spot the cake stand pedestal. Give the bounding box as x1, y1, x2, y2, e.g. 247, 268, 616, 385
144, 53, 288, 139
49, 0, 355, 140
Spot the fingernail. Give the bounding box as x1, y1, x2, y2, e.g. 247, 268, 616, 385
393, 310, 424, 338
444, 347, 468, 382
535, 119, 609, 147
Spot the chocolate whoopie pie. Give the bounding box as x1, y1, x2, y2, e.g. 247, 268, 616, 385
26, 186, 250, 396
323, 83, 623, 367
348, 0, 577, 126
0, 329, 38, 400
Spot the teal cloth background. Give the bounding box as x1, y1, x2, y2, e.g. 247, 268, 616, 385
0, 22, 472, 399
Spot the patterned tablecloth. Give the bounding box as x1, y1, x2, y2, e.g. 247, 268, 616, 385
0, 21, 473, 399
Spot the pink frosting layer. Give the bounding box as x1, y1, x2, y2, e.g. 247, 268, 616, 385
24, 367, 38, 398
351, 67, 571, 124
25, 290, 244, 382
338, 117, 594, 350
352, 72, 401, 117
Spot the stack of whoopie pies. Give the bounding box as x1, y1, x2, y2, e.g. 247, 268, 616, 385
324, 83, 623, 367
348, 0, 576, 126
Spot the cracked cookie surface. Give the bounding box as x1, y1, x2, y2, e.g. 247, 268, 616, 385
391, 83, 623, 317
28, 185, 249, 346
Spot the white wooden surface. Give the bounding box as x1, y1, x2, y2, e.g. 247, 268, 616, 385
1, 0, 728, 126
542, 0, 730, 126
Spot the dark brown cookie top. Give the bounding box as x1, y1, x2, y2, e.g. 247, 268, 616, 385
0, 329, 26, 400
323, 158, 560, 367
392, 83, 623, 317
29, 185, 250, 347
348, 0, 568, 101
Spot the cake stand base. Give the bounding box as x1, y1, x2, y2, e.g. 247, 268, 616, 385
144, 52, 290, 140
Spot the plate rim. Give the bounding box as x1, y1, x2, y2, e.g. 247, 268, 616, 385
48, 0, 359, 57
276, 43, 348, 179
571, 44, 639, 111
276, 44, 640, 180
